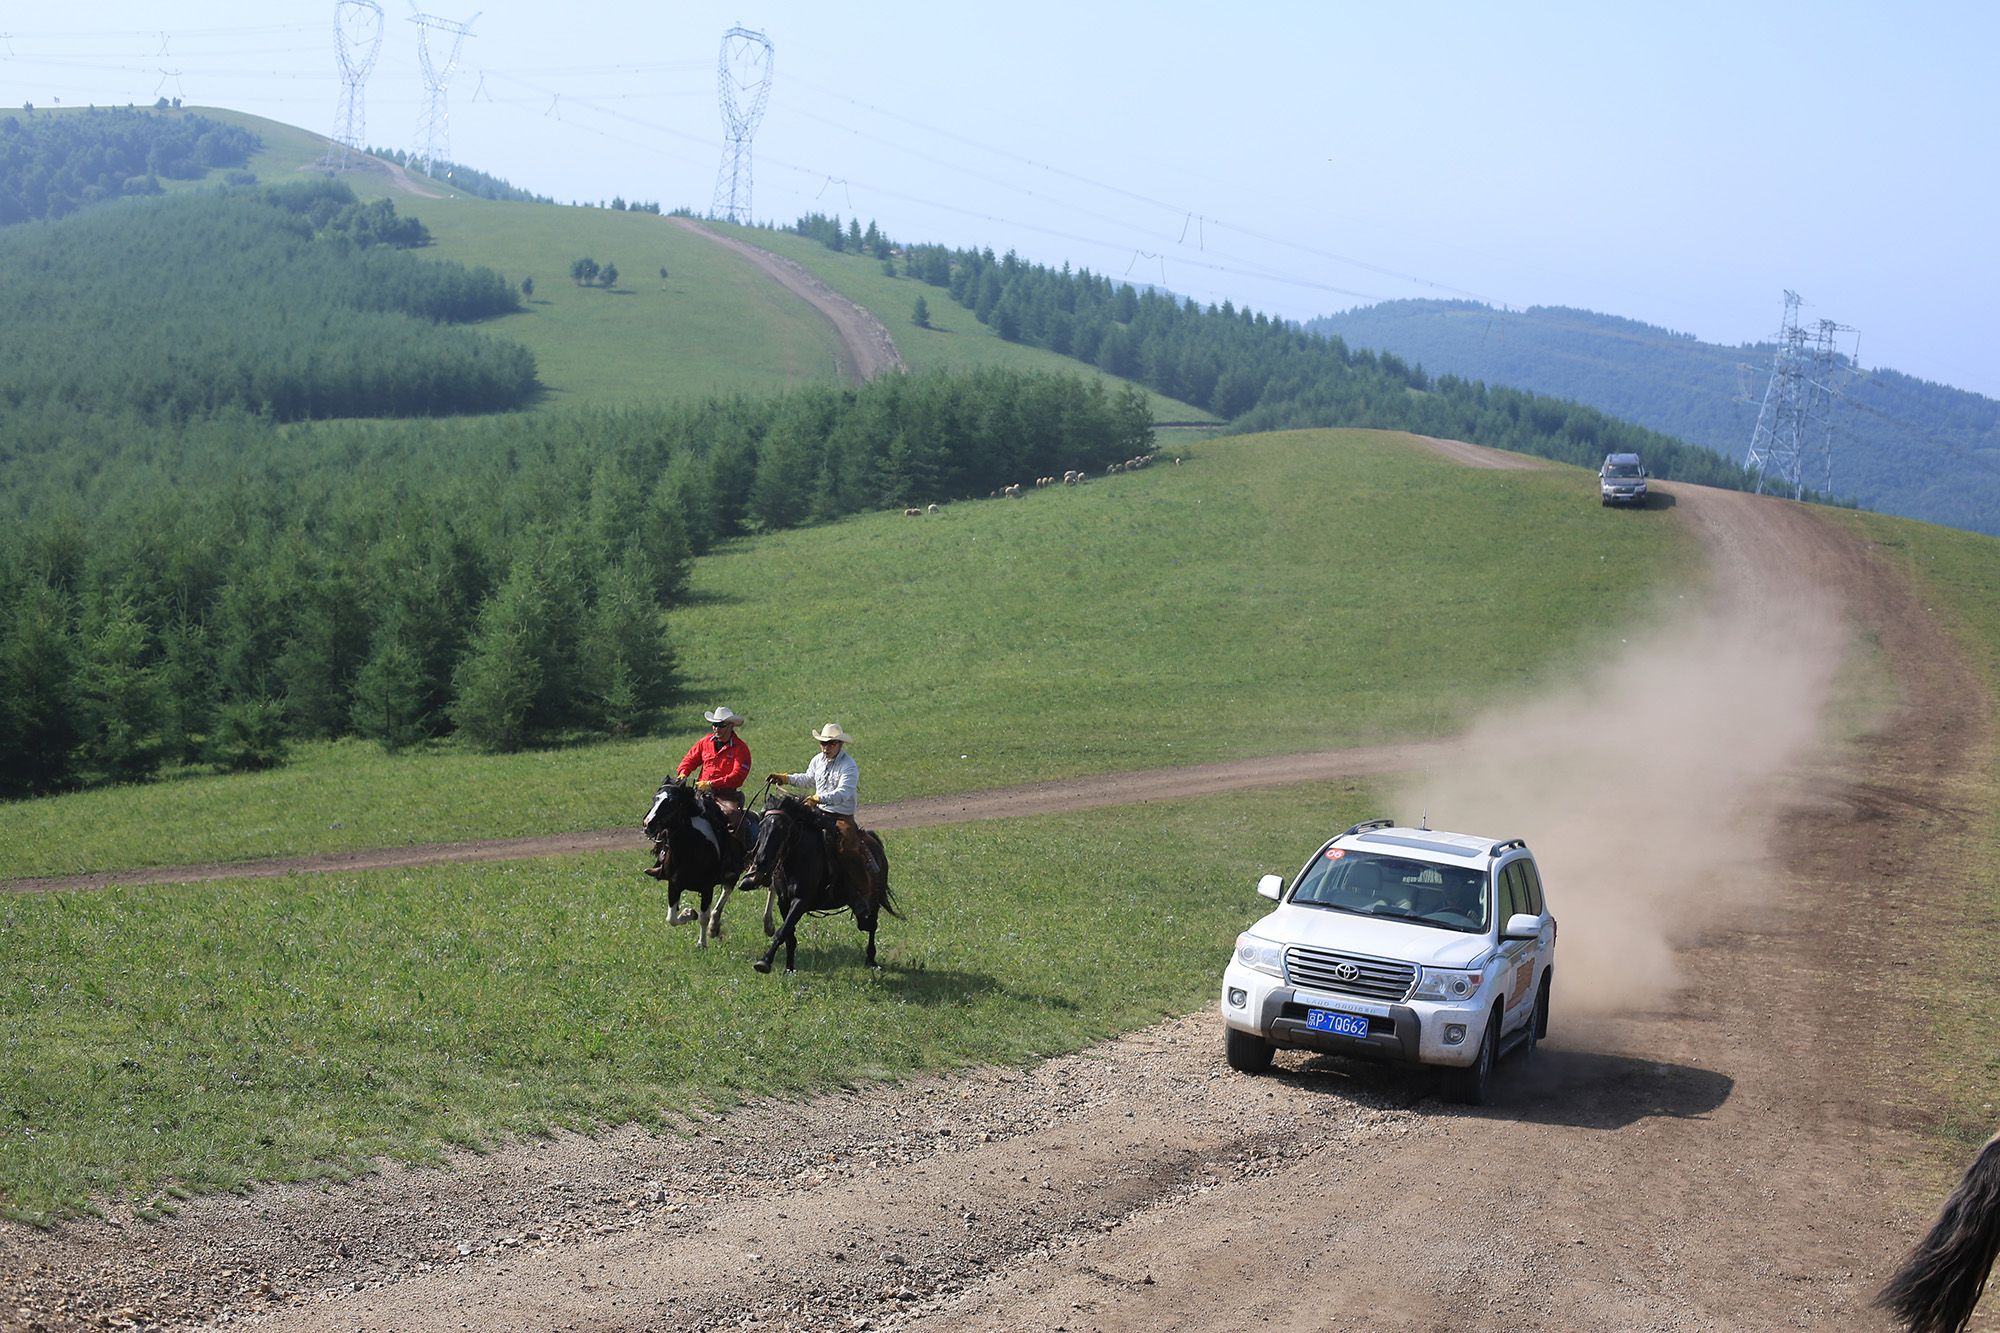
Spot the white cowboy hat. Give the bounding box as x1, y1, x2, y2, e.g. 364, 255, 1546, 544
704, 706, 744, 726
811, 722, 851, 744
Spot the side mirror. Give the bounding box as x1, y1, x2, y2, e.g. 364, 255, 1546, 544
1502, 912, 1542, 940
1257, 873, 1284, 901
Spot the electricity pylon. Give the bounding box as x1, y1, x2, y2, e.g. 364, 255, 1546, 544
712, 26, 774, 224
410, 6, 478, 178
1743, 290, 1856, 500
325, 0, 384, 170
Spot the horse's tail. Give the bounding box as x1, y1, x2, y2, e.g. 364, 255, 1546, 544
1877, 1131, 2000, 1333
865, 831, 899, 918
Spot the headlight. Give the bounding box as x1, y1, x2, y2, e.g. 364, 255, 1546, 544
1232, 933, 1285, 979
1411, 966, 1485, 1001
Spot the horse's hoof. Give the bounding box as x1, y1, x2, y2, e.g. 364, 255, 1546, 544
753, 959, 773, 974
669, 909, 697, 926
763, 922, 776, 939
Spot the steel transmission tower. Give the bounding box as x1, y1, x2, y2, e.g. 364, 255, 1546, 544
1743, 290, 1856, 500
409, 6, 478, 178
712, 26, 774, 223
324, 0, 385, 170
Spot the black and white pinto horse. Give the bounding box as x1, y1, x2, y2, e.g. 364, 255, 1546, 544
640, 778, 763, 947
736, 791, 896, 974
1878, 1130, 2000, 1333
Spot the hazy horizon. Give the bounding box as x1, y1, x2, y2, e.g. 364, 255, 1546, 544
8, 2, 1994, 399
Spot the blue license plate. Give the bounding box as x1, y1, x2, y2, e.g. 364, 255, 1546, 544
1306, 1008, 1369, 1038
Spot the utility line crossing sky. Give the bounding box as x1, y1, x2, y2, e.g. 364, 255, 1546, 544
7, 2, 1996, 400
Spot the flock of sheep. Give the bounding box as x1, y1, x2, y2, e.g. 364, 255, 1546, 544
902, 453, 1172, 515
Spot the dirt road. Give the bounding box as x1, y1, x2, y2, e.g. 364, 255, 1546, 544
1, 477, 1986, 1332
1, 742, 1459, 896
667, 219, 905, 382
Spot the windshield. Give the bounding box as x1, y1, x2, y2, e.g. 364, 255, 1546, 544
1604, 463, 1643, 479
1288, 850, 1489, 933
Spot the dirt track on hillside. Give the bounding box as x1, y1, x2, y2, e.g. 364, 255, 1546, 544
1, 465, 1989, 1332
667, 219, 904, 382
1, 742, 1459, 896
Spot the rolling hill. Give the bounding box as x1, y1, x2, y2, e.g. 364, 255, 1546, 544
1308, 300, 2000, 536
181, 107, 1214, 422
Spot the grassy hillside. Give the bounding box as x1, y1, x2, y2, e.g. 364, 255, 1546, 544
8, 438, 1997, 1220
707, 221, 1216, 424
174, 109, 1210, 419
419, 202, 853, 407
0, 430, 1692, 878
1310, 300, 2000, 537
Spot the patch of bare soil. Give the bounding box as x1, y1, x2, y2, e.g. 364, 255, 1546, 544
1, 475, 1986, 1333
667, 219, 904, 382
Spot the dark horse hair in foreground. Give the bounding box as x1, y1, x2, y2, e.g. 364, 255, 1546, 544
1878, 1131, 2000, 1333
739, 792, 897, 974
641, 778, 759, 948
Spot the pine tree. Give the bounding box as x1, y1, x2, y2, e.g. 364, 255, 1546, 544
449, 564, 546, 751
73, 594, 163, 781
0, 583, 80, 795
350, 634, 428, 751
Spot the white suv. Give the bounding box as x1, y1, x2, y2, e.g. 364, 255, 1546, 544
1219, 819, 1557, 1104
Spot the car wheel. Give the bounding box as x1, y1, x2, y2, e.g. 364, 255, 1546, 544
1533, 972, 1552, 1040
1448, 1011, 1499, 1105
1224, 1026, 1274, 1074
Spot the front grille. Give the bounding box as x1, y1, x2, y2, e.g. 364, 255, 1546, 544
1285, 946, 1415, 1002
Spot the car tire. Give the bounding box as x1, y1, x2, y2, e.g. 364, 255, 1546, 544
1533, 972, 1552, 1041
1224, 1026, 1274, 1074
1448, 1011, 1499, 1106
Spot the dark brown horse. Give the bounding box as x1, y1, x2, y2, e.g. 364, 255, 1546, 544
1878, 1131, 2000, 1333
737, 791, 896, 974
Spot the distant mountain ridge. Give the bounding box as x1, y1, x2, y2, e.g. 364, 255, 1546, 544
1307, 301, 2000, 536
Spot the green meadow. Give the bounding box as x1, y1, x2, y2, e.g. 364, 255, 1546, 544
0, 783, 1370, 1222
153, 109, 1210, 418
0, 430, 1691, 879
1841, 510, 2000, 1151
705, 221, 1215, 422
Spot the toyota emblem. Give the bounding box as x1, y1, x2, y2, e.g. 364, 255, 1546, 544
1330, 962, 1360, 983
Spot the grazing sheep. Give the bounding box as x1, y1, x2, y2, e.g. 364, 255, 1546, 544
904, 508, 921, 517
927, 503, 939, 514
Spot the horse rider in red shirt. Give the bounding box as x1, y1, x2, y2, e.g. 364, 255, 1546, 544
677, 706, 751, 841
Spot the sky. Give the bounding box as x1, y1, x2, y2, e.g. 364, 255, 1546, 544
9, 2, 1998, 399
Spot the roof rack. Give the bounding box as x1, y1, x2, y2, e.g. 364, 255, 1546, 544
1340, 817, 1396, 838
1489, 837, 1527, 856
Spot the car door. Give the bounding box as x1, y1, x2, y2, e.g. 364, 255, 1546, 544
1510, 858, 1556, 1022
1493, 860, 1538, 1034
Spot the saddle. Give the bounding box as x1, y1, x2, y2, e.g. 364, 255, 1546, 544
815, 813, 885, 899
696, 790, 757, 877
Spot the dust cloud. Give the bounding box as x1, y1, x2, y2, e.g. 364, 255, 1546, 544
1394, 592, 1849, 1016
